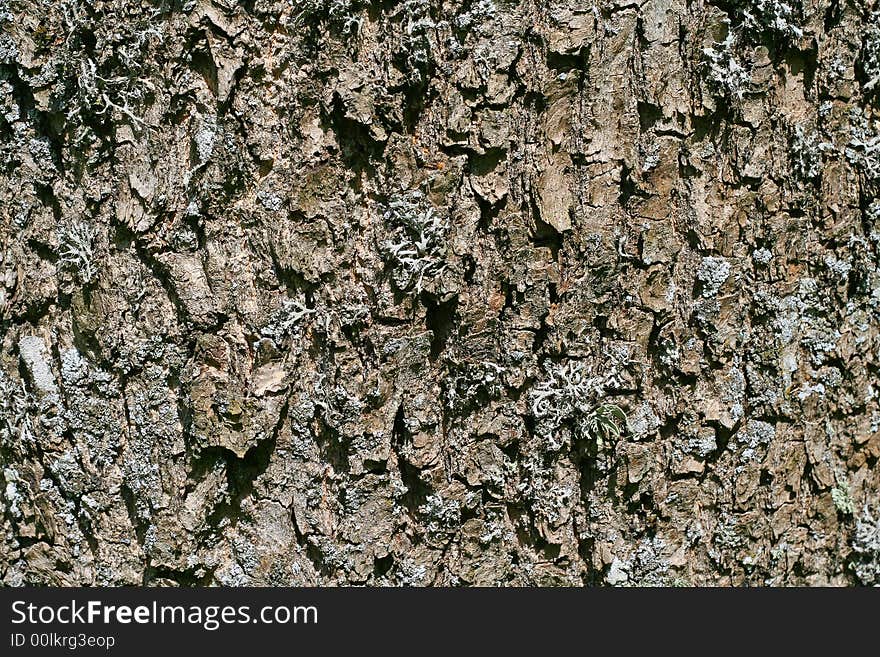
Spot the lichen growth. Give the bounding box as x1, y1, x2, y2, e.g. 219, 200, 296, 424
57, 221, 98, 284
530, 360, 627, 451
381, 191, 449, 293
852, 506, 880, 585
703, 33, 751, 101
696, 257, 731, 298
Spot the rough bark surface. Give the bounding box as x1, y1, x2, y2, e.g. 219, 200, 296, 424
2, 0, 880, 586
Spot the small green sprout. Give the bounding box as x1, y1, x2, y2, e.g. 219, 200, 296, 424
586, 403, 628, 449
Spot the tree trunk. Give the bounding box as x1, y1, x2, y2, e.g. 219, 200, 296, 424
1, 0, 879, 586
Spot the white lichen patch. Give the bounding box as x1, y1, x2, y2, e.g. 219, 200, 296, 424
18, 335, 58, 397
696, 257, 731, 297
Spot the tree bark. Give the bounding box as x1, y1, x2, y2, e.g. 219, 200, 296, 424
1, 0, 879, 586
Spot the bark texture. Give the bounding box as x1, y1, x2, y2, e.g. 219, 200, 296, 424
2, 0, 880, 586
